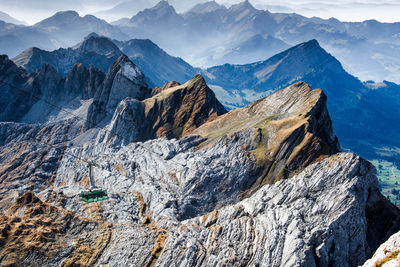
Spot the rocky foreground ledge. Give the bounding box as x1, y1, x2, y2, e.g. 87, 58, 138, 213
362, 230, 400, 267
0, 56, 399, 266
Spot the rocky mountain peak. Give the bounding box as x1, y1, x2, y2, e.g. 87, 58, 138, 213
152, 0, 174, 12
130, 0, 181, 24
75, 35, 121, 56
115, 54, 146, 83
34, 10, 80, 27
50, 10, 80, 19
298, 38, 325, 53
188, 1, 226, 14
85, 55, 149, 129
152, 80, 181, 95
55, 10, 79, 17
194, 81, 340, 186
103, 74, 227, 145
0, 11, 27, 25
229, 0, 257, 13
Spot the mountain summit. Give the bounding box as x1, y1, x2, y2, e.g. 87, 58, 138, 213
12, 36, 122, 76
205, 39, 400, 166
188, 1, 226, 14
33, 10, 128, 47
13, 35, 197, 86
0, 63, 398, 265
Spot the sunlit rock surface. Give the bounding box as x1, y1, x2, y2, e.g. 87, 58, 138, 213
0, 61, 399, 266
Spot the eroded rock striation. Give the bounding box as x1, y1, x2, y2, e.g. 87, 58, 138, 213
85, 54, 150, 129
0, 57, 399, 266
157, 153, 393, 267
100, 75, 227, 145
194, 81, 340, 186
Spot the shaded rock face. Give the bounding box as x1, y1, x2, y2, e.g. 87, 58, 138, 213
194, 81, 340, 186
365, 187, 400, 256
0, 55, 38, 122
12, 36, 123, 76
0, 55, 104, 123
143, 75, 227, 139
0, 65, 399, 267
85, 55, 150, 129
100, 75, 227, 145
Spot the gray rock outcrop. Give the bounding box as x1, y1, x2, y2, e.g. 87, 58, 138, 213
0, 64, 399, 266
85, 55, 149, 129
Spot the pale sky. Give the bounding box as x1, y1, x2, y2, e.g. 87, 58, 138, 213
0, 0, 399, 24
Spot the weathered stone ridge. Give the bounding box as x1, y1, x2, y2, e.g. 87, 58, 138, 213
0, 57, 399, 267
101, 74, 227, 145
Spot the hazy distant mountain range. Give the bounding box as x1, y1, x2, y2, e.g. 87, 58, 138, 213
116, 0, 400, 82
1, 1, 400, 83
0, 11, 27, 25
9, 34, 400, 166
1, 0, 400, 164
13, 34, 197, 87
203, 40, 400, 166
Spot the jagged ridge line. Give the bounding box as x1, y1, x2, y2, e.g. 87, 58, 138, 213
0, 80, 300, 180
0, 80, 195, 179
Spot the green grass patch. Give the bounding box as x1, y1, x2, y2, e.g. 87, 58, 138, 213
370, 159, 400, 206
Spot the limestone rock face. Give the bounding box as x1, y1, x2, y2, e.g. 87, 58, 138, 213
85, 55, 149, 129
0, 55, 105, 123
156, 153, 387, 267
0, 64, 399, 267
100, 75, 227, 145
102, 98, 145, 145
194, 81, 340, 186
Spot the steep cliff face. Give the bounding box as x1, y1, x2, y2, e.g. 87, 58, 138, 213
0, 55, 105, 123
85, 55, 150, 130
101, 75, 227, 145
0, 55, 38, 122
0, 64, 398, 266
194, 81, 340, 186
